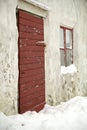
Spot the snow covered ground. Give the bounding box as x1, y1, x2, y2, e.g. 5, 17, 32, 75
0, 96, 87, 130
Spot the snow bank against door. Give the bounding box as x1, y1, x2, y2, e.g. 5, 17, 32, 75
0, 96, 87, 130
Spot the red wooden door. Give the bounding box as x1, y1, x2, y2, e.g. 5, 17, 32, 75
18, 10, 45, 113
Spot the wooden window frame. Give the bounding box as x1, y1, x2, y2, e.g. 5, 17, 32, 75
60, 26, 73, 66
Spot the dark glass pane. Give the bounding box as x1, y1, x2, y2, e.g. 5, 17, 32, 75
66, 49, 73, 66
60, 49, 65, 66
60, 28, 64, 48
66, 30, 72, 49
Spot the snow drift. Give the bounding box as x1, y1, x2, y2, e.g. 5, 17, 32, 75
0, 96, 87, 130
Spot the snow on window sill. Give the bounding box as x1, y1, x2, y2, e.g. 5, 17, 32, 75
61, 64, 77, 74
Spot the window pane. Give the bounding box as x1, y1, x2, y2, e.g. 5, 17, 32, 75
66, 30, 72, 49
60, 28, 64, 48
66, 49, 73, 66
60, 49, 65, 66
60, 26, 73, 66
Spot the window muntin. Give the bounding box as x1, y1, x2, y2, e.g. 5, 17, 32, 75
60, 26, 73, 66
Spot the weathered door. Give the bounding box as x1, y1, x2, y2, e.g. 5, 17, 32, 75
18, 10, 45, 113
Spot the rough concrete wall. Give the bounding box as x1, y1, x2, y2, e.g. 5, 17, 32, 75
37, 0, 87, 104
59, 0, 87, 102
74, 0, 87, 97
60, 72, 80, 102
0, 0, 18, 115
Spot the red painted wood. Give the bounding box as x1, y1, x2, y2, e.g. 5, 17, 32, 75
31, 102, 45, 112
19, 51, 44, 57
18, 10, 45, 113
19, 10, 43, 24
19, 18, 43, 30
20, 86, 45, 100
19, 58, 44, 66
19, 32, 44, 40
20, 75, 45, 85
20, 44, 44, 51
20, 102, 45, 113
20, 80, 45, 91
19, 24, 43, 35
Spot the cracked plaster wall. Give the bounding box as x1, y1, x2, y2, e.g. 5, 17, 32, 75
0, 0, 18, 115
37, 0, 87, 105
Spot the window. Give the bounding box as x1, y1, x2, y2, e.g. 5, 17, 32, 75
60, 26, 73, 66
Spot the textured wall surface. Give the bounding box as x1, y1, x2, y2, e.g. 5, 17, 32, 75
0, 0, 18, 115
36, 0, 87, 104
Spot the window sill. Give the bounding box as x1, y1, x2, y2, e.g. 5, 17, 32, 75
61, 64, 77, 74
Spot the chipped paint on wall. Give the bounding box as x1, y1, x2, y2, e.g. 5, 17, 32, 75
0, 0, 18, 115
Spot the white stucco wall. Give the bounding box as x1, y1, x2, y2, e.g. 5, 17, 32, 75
44, 0, 87, 105
0, 0, 87, 115
0, 0, 18, 115
37, 0, 87, 104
